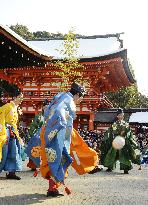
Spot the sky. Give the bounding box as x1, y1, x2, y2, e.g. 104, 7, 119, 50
0, 0, 148, 95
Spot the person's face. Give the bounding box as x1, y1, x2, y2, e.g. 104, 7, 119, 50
117, 113, 124, 121
93, 142, 97, 146
14, 93, 23, 106
73, 94, 83, 104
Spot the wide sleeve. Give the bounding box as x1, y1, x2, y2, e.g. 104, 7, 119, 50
44, 93, 63, 121
44, 102, 68, 146
0, 106, 7, 161
5, 103, 19, 138
5, 103, 14, 123
44, 93, 76, 147
10, 119, 19, 139
0, 106, 6, 136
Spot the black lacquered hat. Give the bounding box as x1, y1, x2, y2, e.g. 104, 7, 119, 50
43, 99, 49, 106
117, 108, 124, 115
71, 82, 86, 96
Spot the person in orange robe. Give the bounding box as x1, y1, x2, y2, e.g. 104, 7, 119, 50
26, 83, 99, 197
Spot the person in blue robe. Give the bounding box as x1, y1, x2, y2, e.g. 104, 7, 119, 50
26, 82, 85, 197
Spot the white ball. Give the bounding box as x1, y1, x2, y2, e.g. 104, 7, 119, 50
112, 136, 125, 150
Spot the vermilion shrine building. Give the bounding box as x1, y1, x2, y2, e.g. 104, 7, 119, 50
0, 25, 135, 130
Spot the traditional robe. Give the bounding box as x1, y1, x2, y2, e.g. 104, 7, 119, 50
0, 102, 22, 172
26, 92, 98, 183
100, 120, 141, 171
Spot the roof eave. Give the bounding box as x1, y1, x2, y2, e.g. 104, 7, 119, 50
0, 25, 52, 61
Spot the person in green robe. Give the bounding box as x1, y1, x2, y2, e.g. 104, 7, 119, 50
100, 109, 141, 174
28, 112, 45, 139
27, 99, 48, 170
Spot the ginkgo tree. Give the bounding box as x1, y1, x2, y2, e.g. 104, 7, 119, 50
52, 29, 87, 90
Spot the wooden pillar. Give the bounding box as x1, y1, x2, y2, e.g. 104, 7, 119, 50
34, 108, 39, 115
89, 112, 94, 130
73, 119, 78, 130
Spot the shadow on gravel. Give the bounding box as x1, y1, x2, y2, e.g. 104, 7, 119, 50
0, 193, 47, 205
0, 177, 7, 180
88, 170, 125, 176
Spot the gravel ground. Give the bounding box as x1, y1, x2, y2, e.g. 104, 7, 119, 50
0, 161, 148, 205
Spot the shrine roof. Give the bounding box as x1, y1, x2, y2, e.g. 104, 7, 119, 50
0, 25, 135, 87
0, 25, 52, 68
0, 25, 52, 58
28, 35, 135, 83
95, 108, 148, 123
29, 37, 122, 59
129, 112, 148, 123
28, 36, 135, 84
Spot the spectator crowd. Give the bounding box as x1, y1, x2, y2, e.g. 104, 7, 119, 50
18, 125, 148, 153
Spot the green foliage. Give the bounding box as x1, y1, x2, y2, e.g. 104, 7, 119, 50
29, 113, 44, 138
106, 84, 148, 108
128, 60, 135, 79
32, 31, 65, 39
10, 24, 34, 40
52, 29, 85, 89
10, 24, 65, 40
106, 63, 148, 108
32, 31, 64, 39
33, 31, 51, 39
